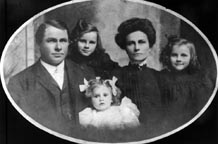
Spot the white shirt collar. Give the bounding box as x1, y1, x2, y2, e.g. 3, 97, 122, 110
40, 60, 65, 75
40, 60, 65, 89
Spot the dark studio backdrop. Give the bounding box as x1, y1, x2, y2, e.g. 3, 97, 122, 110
0, 0, 217, 144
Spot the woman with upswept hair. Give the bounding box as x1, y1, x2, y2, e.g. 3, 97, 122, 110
113, 17, 163, 126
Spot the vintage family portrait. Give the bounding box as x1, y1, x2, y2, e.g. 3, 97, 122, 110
1, 0, 217, 143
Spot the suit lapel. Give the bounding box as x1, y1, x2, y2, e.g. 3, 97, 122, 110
34, 61, 61, 97
62, 70, 67, 90
65, 60, 80, 95
65, 60, 82, 123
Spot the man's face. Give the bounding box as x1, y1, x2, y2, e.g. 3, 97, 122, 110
39, 25, 69, 66
125, 31, 151, 64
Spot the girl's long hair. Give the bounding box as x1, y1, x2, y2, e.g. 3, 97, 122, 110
160, 36, 200, 73
68, 19, 105, 58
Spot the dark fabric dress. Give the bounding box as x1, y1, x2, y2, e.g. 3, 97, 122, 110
113, 64, 164, 131
68, 49, 120, 79
158, 68, 214, 130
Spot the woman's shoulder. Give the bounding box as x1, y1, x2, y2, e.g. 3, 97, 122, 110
99, 53, 120, 67
159, 68, 171, 76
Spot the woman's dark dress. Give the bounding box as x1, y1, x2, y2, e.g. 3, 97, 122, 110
113, 64, 164, 130
159, 69, 214, 130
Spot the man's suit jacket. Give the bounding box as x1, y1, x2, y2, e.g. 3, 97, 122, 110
7, 59, 95, 136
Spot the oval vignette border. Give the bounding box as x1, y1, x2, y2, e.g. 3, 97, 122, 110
1, 0, 218, 144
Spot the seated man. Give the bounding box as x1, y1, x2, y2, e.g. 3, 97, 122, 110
7, 19, 94, 136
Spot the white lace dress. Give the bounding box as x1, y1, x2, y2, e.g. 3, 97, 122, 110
79, 97, 140, 130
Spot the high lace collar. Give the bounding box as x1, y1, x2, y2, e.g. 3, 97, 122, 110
128, 63, 147, 71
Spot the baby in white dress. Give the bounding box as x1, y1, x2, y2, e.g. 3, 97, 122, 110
79, 76, 140, 130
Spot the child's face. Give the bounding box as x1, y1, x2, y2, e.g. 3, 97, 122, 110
77, 31, 97, 56
170, 44, 191, 71
91, 85, 113, 111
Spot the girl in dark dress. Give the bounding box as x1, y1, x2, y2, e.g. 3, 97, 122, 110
159, 37, 214, 129
68, 19, 120, 78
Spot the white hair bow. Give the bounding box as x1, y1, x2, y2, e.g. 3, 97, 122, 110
106, 76, 118, 96
79, 78, 89, 92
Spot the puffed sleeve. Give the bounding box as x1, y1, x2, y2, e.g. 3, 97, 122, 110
79, 108, 93, 127
120, 97, 140, 128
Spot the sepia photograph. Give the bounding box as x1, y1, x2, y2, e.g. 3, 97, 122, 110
1, 0, 218, 144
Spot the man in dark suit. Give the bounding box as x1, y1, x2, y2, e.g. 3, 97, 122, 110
7, 20, 94, 136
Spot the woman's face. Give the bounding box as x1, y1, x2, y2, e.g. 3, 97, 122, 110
91, 85, 112, 111
125, 31, 151, 64
77, 31, 97, 56
170, 44, 191, 71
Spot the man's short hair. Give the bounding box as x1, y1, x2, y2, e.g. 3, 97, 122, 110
35, 19, 69, 44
